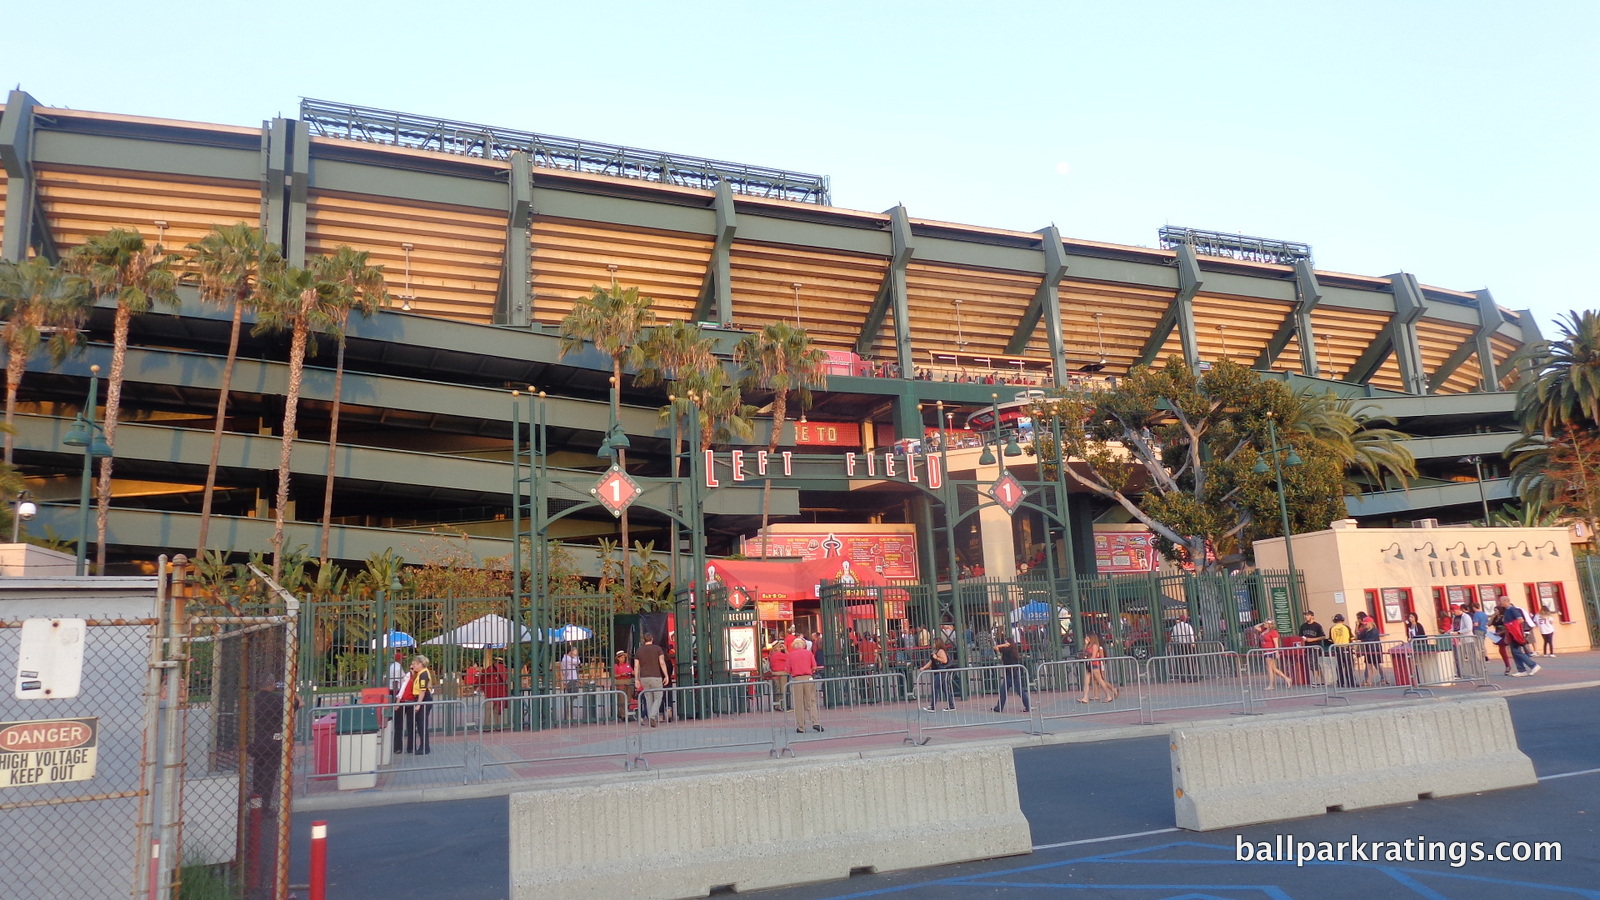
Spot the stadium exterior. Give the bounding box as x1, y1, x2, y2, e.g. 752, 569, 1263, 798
0, 91, 1535, 578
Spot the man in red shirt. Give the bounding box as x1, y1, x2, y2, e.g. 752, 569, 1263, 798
767, 641, 790, 712
787, 640, 822, 733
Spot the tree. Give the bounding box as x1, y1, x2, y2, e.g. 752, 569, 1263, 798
1287, 390, 1416, 494
1031, 358, 1350, 571
0, 257, 92, 465
1514, 310, 1600, 436
1507, 427, 1600, 541
637, 320, 716, 476
64, 228, 181, 573
313, 247, 390, 564
685, 365, 757, 451
255, 263, 346, 579
734, 322, 827, 556
558, 282, 656, 594
187, 224, 281, 555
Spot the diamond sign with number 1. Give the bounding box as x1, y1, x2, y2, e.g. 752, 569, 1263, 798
592, 466, 641, 517
991, 471, 1025, 515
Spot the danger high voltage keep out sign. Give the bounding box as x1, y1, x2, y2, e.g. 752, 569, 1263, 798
0, 717, 99, 787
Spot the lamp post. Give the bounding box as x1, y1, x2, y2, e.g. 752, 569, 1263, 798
1460, 455, 1490, 526
62, 365, 111, 576
1253, 413, 1302, 619
1049, 408, 1080, 645
11, 490, 37, 544
978, 393, 1021, 468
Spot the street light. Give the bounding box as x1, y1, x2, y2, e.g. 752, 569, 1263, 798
1253, 413, 1302, 618
62, 365, 111, 576
1459, 455, 1490, 526
10, 490, 37, 543
978, 393, 1021, 467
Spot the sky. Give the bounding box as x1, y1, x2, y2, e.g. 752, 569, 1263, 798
6, 0, 1596, 337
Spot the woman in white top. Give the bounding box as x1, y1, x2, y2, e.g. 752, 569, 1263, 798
1534, 612, 1557, 657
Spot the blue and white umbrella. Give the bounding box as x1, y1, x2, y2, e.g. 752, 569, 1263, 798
369, 630, 416, 649
543, 624, 594, 643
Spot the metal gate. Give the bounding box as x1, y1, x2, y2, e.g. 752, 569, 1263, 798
180, 612, 296, 900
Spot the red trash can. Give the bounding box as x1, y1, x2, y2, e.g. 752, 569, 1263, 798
313, 714, 337, 776
1389, 644, 1414, 686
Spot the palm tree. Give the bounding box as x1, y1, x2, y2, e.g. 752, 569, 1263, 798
64, 228, 181, 573
558, 282, 656, 594
687, 366, 758, 451
1514, 310, 1600, 435
187, 224, 281, 555
734, 322, 827, 556
1287, 389, 1416, 494
637, 320, 716, 476
313, 247, 390, 564
0, 257, 92, 465
255, 263, 346, 579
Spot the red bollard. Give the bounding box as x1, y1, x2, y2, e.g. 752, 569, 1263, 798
310, 820, 328, 900
148, 840, 160, 899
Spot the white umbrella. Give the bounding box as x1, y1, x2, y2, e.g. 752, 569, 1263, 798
422, 614, 532, 649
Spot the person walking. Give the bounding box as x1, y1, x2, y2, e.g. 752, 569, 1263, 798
634, 634, 671, 727
920, 642, 956, 711
1498, 597, 1542, 677
1170, 614, 1198, 682
787, 638, 822, 732
991, 628, 1030, 713
1257, 622, 1293, 691
1078, 634, 1117, 703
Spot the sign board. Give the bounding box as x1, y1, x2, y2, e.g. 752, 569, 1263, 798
14, 618, 87, 699
1269, 585, 1293, 635
756, 600, 794, 621
1093, 532, 1158, 574
724, 627, 758, 673
991, 472, 1026, 515
591, 466, 641, 517
1, 717, 99, 787
739, 527, 919, 580
793, 421, 861, 447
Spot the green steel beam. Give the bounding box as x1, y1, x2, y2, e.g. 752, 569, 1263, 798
0, 90, 37, 262
1006, 226, 1068, 385
504, 151, 533, 327
1135, 242, 1200, 367
1472, 290, 1506, 391
1388, 272, 1430, 395
854, 205, 913, 361
1254, 258, 1323, 373
693, 181, 737, 323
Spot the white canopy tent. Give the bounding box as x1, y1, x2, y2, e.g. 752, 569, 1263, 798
421, 614, 532, 649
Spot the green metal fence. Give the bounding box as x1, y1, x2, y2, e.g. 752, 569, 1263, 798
1574, 555, 1600, 649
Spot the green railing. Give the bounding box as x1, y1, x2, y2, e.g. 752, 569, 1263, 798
1575, 555, 1600, 649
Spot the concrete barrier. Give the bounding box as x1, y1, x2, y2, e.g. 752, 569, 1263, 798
510, 745, 1032, 900
1170, 696, 1536, 831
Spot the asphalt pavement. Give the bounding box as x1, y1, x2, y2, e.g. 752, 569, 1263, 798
289, 688, 1600, 899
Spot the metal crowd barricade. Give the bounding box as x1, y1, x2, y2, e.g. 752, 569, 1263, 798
908, 664, 1040, 741
477, 689, 635, 778
781, 672, 913, 752
1409, 633, 1496, 691
1033, 656, 1140, 725
304, 697, 469, 791
1143, 650, 1244, 721
633, 681, 782, 767
1240, 647, 1328, 710
1315, 639, 1413, 703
